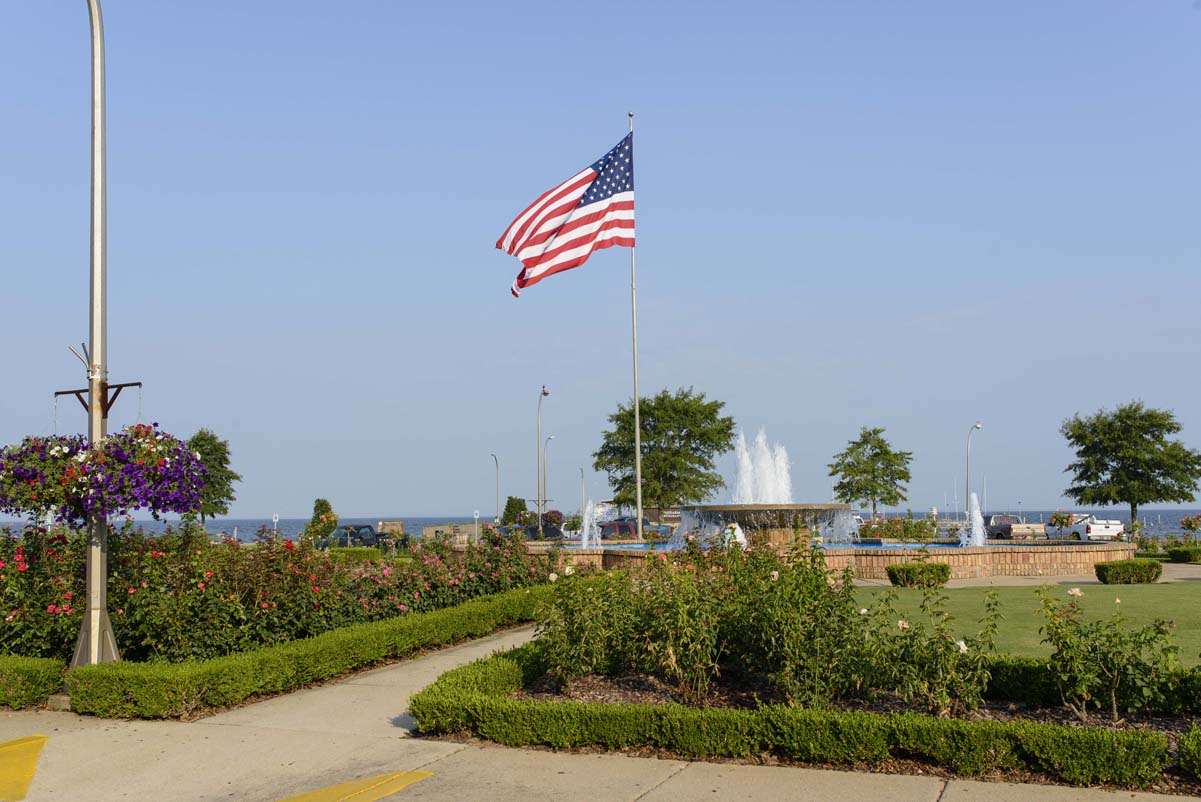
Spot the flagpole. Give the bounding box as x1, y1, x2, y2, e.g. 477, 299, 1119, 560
628, 111, 644, 539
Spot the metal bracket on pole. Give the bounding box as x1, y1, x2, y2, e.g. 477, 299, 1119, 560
54, 381, 141, 417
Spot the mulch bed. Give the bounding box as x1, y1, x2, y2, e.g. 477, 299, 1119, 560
493, 671, 1201, 796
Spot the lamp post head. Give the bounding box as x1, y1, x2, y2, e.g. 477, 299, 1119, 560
974, 421, 983, 430
541, 385, 549, 397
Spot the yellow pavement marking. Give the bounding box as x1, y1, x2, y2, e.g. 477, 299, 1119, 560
0, 734, 47, 802
276, 770, 433, 802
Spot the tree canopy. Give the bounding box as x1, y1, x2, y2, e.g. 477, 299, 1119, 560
186, 428, 241, 527
592, 387, 736, 511
827, 426, 913, 520
500, 495, 528, 526
1061, 401, 1201, 528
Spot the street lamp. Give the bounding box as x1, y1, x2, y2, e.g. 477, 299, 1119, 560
72, 0, 120, 667
536, 385, 549, 537
542, 435, 556, 536
490, 453, 500, 524
966, 421, 983, 520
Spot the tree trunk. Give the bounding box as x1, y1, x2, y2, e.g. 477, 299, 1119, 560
871, 500, 878, 521
1130, 503, 1138, 536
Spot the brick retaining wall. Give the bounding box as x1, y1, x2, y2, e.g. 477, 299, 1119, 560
522, 542, 1135, 579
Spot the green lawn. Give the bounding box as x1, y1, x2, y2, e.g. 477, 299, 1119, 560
857, 582, 1201, 666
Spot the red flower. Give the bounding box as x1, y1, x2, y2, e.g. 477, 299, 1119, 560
128, 587, 137, 594
16, 564, 28, 573
260, 602, 269, 609
198, 582, 206, 591
312, 585, 320, 594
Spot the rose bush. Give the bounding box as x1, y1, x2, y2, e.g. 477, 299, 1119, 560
0, 523, 554, 662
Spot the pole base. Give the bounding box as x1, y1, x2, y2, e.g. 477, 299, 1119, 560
70, 608, 121, 668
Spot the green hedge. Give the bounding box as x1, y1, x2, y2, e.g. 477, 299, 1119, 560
1180, 726, 1201, 779
0, 656, 66, 709
410, 645, 1169, 787
1095, 559, 1162, 584
885, 562, 950, 588
328, 546, 386, 563
1167, 546, 1201, 563
66, 584, 551, 719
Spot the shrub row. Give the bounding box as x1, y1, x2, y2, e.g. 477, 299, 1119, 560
65, 584, 551, 718
409, 646, 1169, 787
0, 656, 66, 708
884, 562, 950, 588
984, 653, 1201, 715
1167, 546, 1201, 563
1094, 559, 1163, 584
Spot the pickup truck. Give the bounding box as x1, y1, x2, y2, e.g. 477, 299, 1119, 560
1044, 514, 1125, 541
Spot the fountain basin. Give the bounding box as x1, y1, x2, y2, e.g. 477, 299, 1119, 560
680, 503, 854, 548
525, 540, 1135, 579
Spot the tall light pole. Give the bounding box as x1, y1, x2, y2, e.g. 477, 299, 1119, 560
536, 385, 548, 537
580, 467, 586, 534
72, 0, 119, 667
542, 435, 556, 534
966, 421, 983, 521
490, 453, 500, 524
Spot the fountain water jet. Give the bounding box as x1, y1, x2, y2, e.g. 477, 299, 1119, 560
675, 427, 854, 548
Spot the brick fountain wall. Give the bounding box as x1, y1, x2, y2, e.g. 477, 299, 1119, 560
521, 541, 1136, 579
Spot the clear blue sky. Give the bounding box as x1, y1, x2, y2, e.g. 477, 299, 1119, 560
2, 2, 1198, 519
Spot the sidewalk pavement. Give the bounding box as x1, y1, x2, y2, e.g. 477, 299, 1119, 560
1, 624, 1198, 802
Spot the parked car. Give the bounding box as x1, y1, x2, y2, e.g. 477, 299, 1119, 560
985, 514, 1025, 539
326, 524, 381, 548
524, 524, 564, 540
1044, 514, 1125, 541
600, 521, 638, 539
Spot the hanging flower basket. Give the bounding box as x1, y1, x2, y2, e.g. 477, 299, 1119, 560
0, 424, 205, 526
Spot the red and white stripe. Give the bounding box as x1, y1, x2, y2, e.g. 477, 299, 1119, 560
496, 170, 635, 298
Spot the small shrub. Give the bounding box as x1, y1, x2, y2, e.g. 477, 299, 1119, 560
1038, 586, 1179, 722
328, 546, 382, 563
1167, 546, 1201, 564
1180, 725, 1201, 779
1095, 559, 1162, 584
885, 562, 950, 588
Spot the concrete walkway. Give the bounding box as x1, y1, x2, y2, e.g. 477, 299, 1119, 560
1, 624, 1198, 802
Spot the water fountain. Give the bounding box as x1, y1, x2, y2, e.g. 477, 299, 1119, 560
963, 492, 986, 547
677, 427, 854, 548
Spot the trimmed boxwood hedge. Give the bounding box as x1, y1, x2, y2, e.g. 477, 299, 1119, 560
409, 645, 1170, 787
1167, 546, 1201, 563
1094, 558, 1162, 584
1181, 726, 1201, 779
65, 584, 551, 719
328, 546, 386, 562
885, 562, 950, 588
0, 656, 66, 708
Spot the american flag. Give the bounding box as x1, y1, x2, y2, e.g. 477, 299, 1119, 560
496, 133, 635, 297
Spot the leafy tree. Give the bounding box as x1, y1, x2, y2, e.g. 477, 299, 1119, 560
1061, 402, 1201, 528
186, 428, 242, 528
304, 498, 338, 544
501, 495, 528, 526
564, 513, 583, 531
593, 387, 737, 510
828, 427, 913, 520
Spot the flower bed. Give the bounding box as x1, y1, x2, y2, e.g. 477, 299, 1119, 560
67, 584, 551, 718
407, 543, 1201, 788
0, 524, 554, 662
409, 645, 1172, 788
